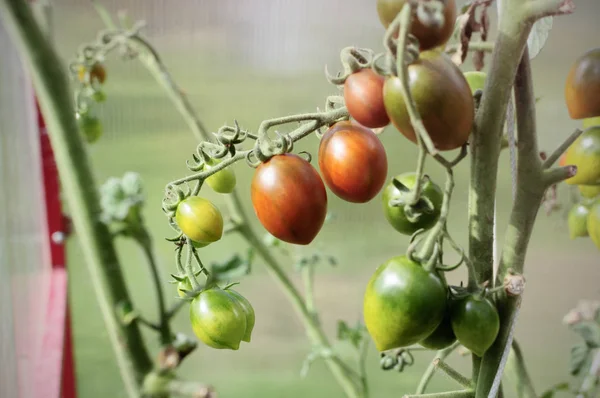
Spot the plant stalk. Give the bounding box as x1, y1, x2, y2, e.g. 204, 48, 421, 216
0, 0, 153, 395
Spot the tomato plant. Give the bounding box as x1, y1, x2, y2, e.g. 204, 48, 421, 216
450, 295, 500, 357
344, 69, 390, 128
251, 153, 327, 245
381, 173, 443, 235
563, 126, 600, 185
376, 0, 456, 51
383, 50, 474, 151
565, 48, 600, 119
224, 288, 256, 342
318, 121, 388, 203
363, 255, 447, 351
175, 196, 224, 245
189, 287, 247, 350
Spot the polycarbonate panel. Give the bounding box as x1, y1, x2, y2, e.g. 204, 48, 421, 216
0, 14, 52, 398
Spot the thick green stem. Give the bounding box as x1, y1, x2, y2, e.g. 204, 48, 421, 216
0, 0, 153, 394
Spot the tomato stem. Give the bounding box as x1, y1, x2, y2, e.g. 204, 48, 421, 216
416, 342, 460, 394
433, 359, 472, 388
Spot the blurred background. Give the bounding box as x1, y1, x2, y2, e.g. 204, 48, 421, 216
44, 0, 600, 396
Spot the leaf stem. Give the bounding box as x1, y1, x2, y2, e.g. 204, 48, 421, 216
434, 359, 472, 388
404, 389, 474, 398
416, 342, 460, 394
0, 0, 153, 394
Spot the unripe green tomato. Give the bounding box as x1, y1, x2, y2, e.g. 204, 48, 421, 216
587, 200, 600, 250
363, 255, 447, 351
579, 185, 600, 199
463, 71, 486, 94
224, 289, 255, 343
175, 196, 223, 245
78, 114, 103, 143
177, 278, 193, 298
583, 116, 600, 130
563, 126, 600, 185
381, 173, 444, 236
205, 161, 237, 194
189, 287, 247, 350
568, 203, 590, 239
419, 311, 456, 350
450, 295, 500, 357
91, 90, 107, 103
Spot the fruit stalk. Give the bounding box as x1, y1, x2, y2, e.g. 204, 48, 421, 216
0, 0, 153, 395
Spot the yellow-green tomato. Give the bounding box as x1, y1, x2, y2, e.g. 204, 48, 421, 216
205, 161, 237, 194
563, 126, 600, 185
225, 289, 255, 343
587, 200, 600, 250
463, 71, 486, 94
568, 203, 590, 239
583, 116, 600, 130
579, 185, 600, 199
175, 196, 223, 244
189, 287, 247, 350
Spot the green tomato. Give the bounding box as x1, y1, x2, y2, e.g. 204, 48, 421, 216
363, 255, 447, 351
78, 114, 103, 143
175, 196, 223, 245
205, 161, 237, 194
382, 173, 444, 236
450, 295, 500, 357
224, 289, 255, 343
419, 311, 456, 350
568, 203, 590, 239
177, 278, 193, 298
587, 200, 600, 250
463, 71, 486, 94
189, 287, 247, 350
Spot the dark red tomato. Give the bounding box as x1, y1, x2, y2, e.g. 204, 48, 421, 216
565, 48, 600, 119
383, 50, 474, 151
318, 121, 388, 203
344, 69, 390, 128
376, 0, 457, 51
251, 153, 327, 245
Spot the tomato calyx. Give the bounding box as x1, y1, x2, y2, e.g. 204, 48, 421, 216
325, 47, 377, 86
389, 176, 437, 223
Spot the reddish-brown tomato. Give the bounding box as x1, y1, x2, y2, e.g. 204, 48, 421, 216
318, 121, 388, 203
344, 69, 390, 128
251, 153, 327, 245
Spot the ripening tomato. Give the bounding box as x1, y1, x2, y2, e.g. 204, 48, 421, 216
381, 173, 444, 235
189, 287, 247, 350
344, 69, 390, 128
579, 185, 600, 199
568, 203, 590, 239
565, 48, 600, 119
251, 153, 327, 245
78, 63, 107, 84
318, 121, 388, 203
376, 0, 457, 51
225, 289, 255, 343
363, 255, 447, 351
563, 126, 600, 185
450, 295, 500, 357
175, 196, 224, 245
587, 200, 600, 249
383, 50, 474, 151
420, 311, 456, 350
205, 161, 237, 194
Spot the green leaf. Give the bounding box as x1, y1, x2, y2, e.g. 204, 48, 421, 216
336, 320, 365, 349
570, 343, 590, 376
527, 16, 553, 59
572, 322, 600, 348
540, 382, 570, 398
210, 254, 251, 282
